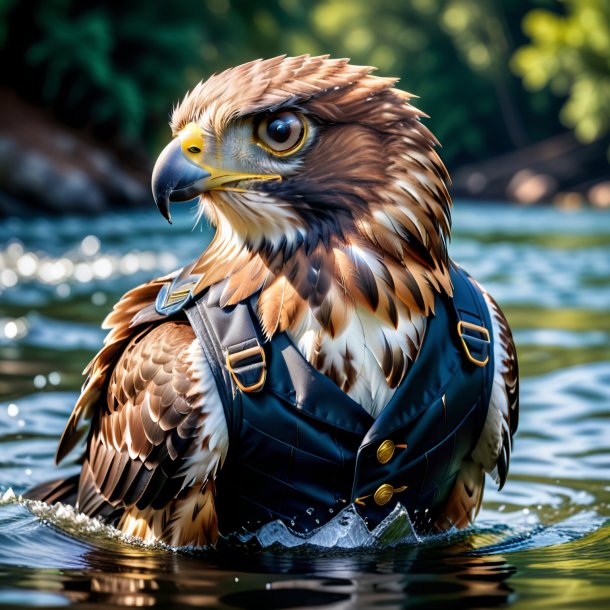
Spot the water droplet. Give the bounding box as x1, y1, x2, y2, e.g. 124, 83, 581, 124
81, 235, 101, 257
315, 519, 320, 525
3, 321, 18, 339
328, 508, 334, 514
234, 577, 239, 583
56, 284, 70, 298
0, 269, 18, 288
7, 403, 19, 417
498, 504, 506, 512
93, 257, 113, 279
48, 372, 61, 386
33, 375, 47, 389
25, 468, 32, 476
74, 263, 93, 283
3, 318, 28, 340
6, 242, 23, 258
306, 507, 314, 515
18, 419, 26, 428
92, 291, 107, 306
120, 253, 140, 274
523, 508, 530, 515
139, 252, 156, 271
265, 583, 272, 590
17, 253, 38, 277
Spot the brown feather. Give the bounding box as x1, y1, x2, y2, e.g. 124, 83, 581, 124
434, 461, 485, 531
67, 321, 222, 545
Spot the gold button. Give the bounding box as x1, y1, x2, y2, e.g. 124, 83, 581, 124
374, 483, 395, 506
376, 439, 395, 464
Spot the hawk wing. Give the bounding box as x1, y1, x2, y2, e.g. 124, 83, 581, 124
56, 277, 229, 547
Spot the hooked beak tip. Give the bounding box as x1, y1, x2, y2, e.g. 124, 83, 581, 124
154, 192, 173, 224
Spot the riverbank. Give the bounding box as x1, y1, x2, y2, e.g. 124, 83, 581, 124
1, 90, 609, 216
0, 89, 149, 216
451, 132, 610, 209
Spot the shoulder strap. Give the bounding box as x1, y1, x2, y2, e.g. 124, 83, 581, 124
184, 286, 267, 410
449, 264, 492, 369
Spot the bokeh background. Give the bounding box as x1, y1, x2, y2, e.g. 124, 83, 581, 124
0, 0, 609, 214
1, 3, 610, 609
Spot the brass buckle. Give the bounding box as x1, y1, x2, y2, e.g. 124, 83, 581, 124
225, 345, 266, 392
457, 320, 490, 367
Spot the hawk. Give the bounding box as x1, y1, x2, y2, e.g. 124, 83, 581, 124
29, 55, 518, 546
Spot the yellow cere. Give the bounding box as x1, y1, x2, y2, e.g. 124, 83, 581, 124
180, 122, 205, 158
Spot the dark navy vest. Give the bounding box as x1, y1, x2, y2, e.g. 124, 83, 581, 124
157, 264, 494, 536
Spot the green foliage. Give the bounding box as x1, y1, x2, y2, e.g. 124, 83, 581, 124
0, 0, 16, 47
0, 0, 598, 166
304, 2, 475, 160
300, 0, 549, 161
0, 0, 312, 148
512, 0, 610, 150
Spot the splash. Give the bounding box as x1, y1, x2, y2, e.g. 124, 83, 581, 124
3, 488, 422, 552
3, 487, 606, 555
238, 504, 421, 550
1, 488, 174, 552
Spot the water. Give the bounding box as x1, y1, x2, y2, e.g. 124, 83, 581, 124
0, 202, 609, 608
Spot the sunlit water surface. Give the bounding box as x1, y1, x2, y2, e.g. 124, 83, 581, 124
0, 203, 609, 609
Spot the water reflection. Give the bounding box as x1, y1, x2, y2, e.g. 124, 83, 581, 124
0, 519, 517, 610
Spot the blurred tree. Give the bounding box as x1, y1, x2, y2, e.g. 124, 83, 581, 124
301, 0, 564, 165
439, 0, 530, 148
512, 0, 610, 159
1, 1, 207, 148
0, 0, 309, 152
0, 0, 582, 170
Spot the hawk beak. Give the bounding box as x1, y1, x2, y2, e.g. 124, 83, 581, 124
151, 137, 211, 224
152, 125, 283, 224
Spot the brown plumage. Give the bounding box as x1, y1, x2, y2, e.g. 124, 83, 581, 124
31, 55, 518, 546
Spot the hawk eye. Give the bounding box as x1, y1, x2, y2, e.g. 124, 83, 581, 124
256, 111, 306, 156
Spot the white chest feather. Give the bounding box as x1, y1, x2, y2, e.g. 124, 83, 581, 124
289, 303, 426, 418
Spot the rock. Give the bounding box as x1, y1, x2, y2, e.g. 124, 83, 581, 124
553, 191, 585, 209
507, 170, 558, 204
588, 182, 610, 208
0, 88, 151, 215
451, 132, 610, 205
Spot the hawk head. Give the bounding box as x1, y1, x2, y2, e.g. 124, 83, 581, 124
151, 55, 452, 337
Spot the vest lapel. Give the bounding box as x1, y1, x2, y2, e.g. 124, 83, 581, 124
275, 333, 375, 437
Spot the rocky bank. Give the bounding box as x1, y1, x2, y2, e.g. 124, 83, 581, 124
1, 89, 609, 216
0, 89, 150, 216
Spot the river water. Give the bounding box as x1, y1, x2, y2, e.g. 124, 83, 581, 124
0, 203, 609, 609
